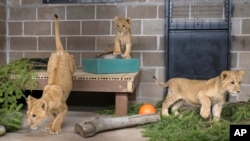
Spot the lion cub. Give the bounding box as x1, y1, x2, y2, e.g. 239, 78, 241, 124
26, 14, 76, 134
113, 16, 132, 59
154, 70, 244, 121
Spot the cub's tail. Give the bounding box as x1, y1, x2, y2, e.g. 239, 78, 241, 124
96, 49, 113, 58
54, 14, 64, 55
153, 76, 169, 88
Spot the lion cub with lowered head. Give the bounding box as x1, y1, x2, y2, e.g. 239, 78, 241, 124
26, 14, 76, 134
154, 70, 244, 121
113, 16, 132, 59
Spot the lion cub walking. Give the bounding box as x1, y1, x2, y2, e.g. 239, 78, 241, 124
26, 14, 76, 134
154, 70, 244, 121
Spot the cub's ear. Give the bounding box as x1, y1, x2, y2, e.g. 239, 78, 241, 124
220, 71, 230, 81
114, 16, 119, 23
236, 70, 245, 81
126, 17, 131, 24
40, 100, 48, 111
27, 95, 37, 105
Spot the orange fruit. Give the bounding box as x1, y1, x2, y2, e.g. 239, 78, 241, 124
139, 104, 156, 115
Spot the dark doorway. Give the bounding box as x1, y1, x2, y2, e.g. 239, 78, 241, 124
166, 0, 231, 80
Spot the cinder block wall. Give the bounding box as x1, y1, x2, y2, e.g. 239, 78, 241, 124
0, 0, 6, 65
231, 0, 250, 102
3, 0, 250, 104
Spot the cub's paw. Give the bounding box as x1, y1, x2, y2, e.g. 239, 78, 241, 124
45, 123, 52, 130
121, 54, 131, 59
49, 127, 61, 135
161, 108, 169, 117
213, 116, 220, 122
173, 111, 180, 116
200, 110, 210, 119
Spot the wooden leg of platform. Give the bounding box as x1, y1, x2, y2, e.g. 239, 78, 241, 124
115, 93, 128, 116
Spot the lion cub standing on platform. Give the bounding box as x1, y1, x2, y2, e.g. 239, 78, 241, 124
26, 14, 76, 134
154, 70, 244, 121
113, 16, 132, 59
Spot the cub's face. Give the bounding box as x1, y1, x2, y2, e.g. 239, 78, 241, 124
26, 96, 48, 130
221, 70, 244, 95
114, 16, 131, 35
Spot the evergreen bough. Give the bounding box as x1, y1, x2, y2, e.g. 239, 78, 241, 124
0, 59, 37, 132
98, 100, 250, 141
142, 101, 250, 141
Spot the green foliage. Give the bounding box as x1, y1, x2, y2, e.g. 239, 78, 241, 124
142, 108, 230, 141
0, 59, 37, 132
96, 105, 116, 115
142, 101, 250, 141
222, 101, 250, 122
0, 107, 24, 132
97, 103, 144, 116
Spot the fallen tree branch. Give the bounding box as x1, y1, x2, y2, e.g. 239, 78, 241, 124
75, 114, 161, 138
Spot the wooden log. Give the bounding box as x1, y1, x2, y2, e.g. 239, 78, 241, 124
74, 114, 161, 138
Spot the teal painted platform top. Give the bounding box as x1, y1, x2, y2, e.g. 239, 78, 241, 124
82, 58, 140, 74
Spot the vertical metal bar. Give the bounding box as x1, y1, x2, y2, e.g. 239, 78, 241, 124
227, 0, 232, 70
165, 0, 170, 81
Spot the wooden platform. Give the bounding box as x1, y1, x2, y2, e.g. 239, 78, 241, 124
32, 70, 141, 116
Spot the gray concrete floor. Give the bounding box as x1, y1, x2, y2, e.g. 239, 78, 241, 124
0, 107, 148, 141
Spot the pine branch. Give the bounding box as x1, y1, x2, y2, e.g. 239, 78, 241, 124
0, 59, 37, 132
